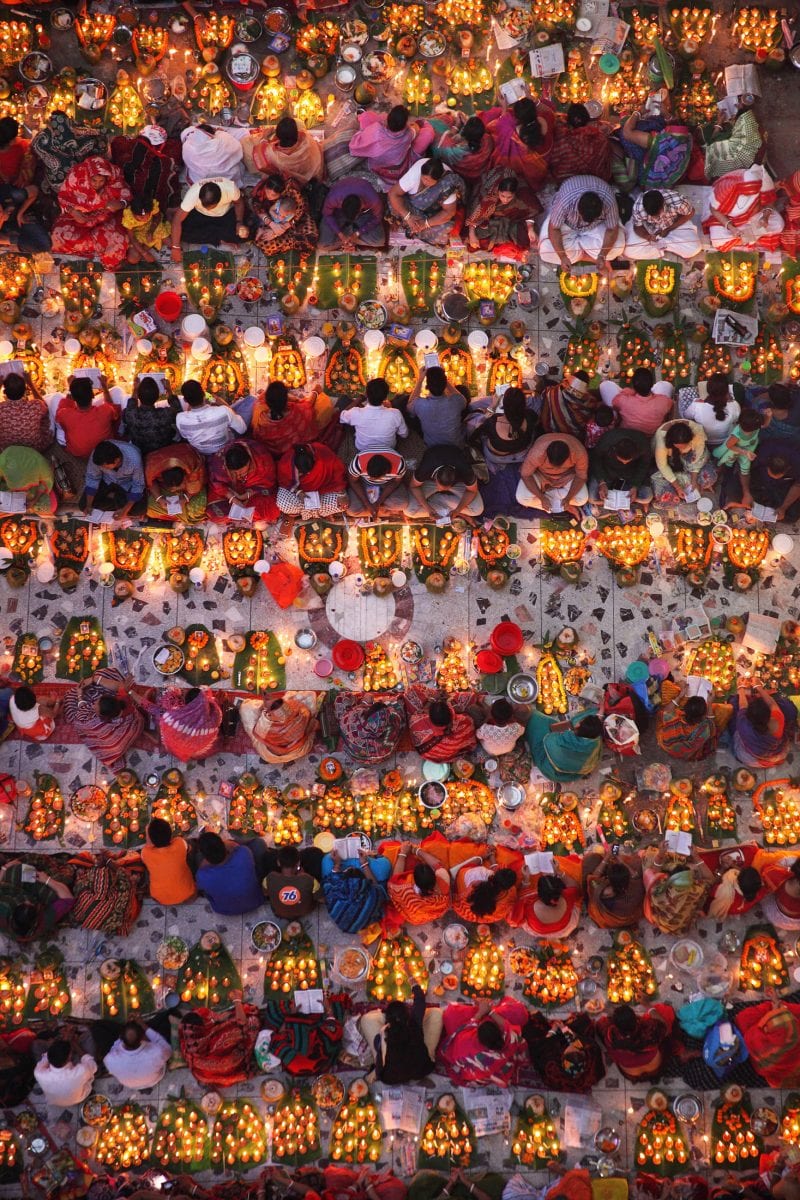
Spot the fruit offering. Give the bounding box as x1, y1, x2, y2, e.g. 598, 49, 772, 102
665, 779, 696, 835
23, 771, 64, 841
701, 773, 737, 839
540, 791, 584, 854
329, 1080, 382, 1164
24, 946, 71, 1019
598, 780, 632, 841
636, 1094, 690, 1176
509, 941, 579, 1007
264, 923, 320, 998
56, 617, 107, 681
270, 1092, 319, 1166
711, 1086, 762, 1169
211, 1100, 268, 1170
367, 934, 428, 1002
178, 933, 241, 1009
0, 957, 26, 1028
363, 642, 400, 692
753, 778, 800, 845
686, 636, 736, 695
11, 633, 43, 685
607, 933, 657, 1004
152, 768, 197, 835
150, 1094, 210, 1173
358, 525, 403, 577
739, 924, 788, 992
104, 770, 148, 847
436, 639, 470, 694
511, 1095, 561, 1165
460, 927, 505, 998
419, 1095, 474, 1169
100, 958, 155, 1021
231, 630, 286, 692
95, 1103, 150, 1170
537, 653, 568, 715
229, 773, 283, 838
313, 783, 357, 834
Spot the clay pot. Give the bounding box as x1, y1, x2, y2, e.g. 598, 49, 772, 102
733, 768, 757, 793
310, 572, 333, 596
79, 327, 102, 351
688, 323, 710, 344
212, 322, 234, 347
698, 295, 722, 316
63, 311, 85, 334
616, 566, 638, 588
373, 576, 394, 597
6, 566, 28, 588
559, 561, 582, 584
262, 54, 281, 77
0, 299, 20, 325
486, 568, 508, 590
236, 575, 258, 596
168, 569, 191, 594
57, 566, 80, 593
425, 571, 447, 593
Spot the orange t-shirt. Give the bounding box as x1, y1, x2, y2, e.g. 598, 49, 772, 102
141, 838, 196, 905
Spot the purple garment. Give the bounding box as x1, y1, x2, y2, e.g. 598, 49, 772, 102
731, 695, 797, 767
320, 177, 385, 242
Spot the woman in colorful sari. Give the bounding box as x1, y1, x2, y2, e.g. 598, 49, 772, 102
62, 668, 151, 771
276, 441, 349, 518
511, 858, 582, 940
704, 164, 784, 251
596, 1003, 675, 1082
145, 443, 207, 523
655, 686, 733, 761
434, 837, 522, 925
550, 104, 613, 184
321, 846, 391, 933
251, 172, 318, 260
437, 996, 529, 1086
642, 846, 714, 935
240, 693, 319, 764
383, 838, 451, 927
349, 106, 433, 186
31, 111, 106, 196
537, 371, 598, 438
465, 171, 537, 261
243, 117, 323, 183
619, 111, 692, 189
251, 380, 335, 457
428, 114, 495, 184
110, 124, 182, 211
481, 97, 555, 192
404, 684, 479, 762
51, 157, 131, 270
731, 683, 797, 768
525, 709, 602, 783
522, 1012, 605, 1094
207, 437, 280, 523
141, 687, 222, 763
283, 1166, 408, 1200
704, 105, 763, 182
334, 694, 407, 764
0, 446, 55, 515
582, 847, 645, 928
388, 158, 465, 247
763, 854, 800, 930
652, 419, 717, 504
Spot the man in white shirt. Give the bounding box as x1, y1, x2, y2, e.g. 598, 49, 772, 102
181, 124, 244, 185
171, 178, 249, 261
340, 379, 408, 451
176, 379, 247, 455
103, 1020, 171, 1091
34, 1039, 97, 1107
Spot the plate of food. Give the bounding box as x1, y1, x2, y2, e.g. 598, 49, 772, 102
419, 780, 447, 808
312, 1074, 345, 1109
20, 52, 52, 83
263, 6, 292, 33
334, 946, 371, 982
237, 276, 264, 302
418, 29, 447, 57
71, 785, 108, 822
711, 524, 732, 544
357, 300, 387, 330
51, 8, 74, 29
235, 15, 263, 41
633, 808, 658, 833
157, 936, 189, 971
251, 921, 282, 954
261, 1078, 286, 1104
443, 923, 469, 950
153, 643, 185, 675
361, 50, 396, 81
201, 1091, 222, 1115
401, 640, 423, 663
81, 1095, 112, 1126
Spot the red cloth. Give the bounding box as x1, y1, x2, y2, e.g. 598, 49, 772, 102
737, 1001, 800, 1087
251, 398, 317, 456
263, 560, 305, 608
0, 137, 31, 185
55, 397, 120, 459
208, 437, 279, 522
51, 156, 132, 270
276, 441, 348, 495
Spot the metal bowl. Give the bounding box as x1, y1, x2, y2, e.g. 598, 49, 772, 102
497, 783, 525, 810
507, 672, 537, 703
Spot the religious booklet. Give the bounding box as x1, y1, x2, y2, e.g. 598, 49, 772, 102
140, 371, 167, 394
590, 16, 630, 55
562, 1097, 603, 1148
524, 850, 555, 874
528, 44, 565, 77
303, 491, 322, 511
89, 509, 116, 525
743, 611, 782, 655
603, 489, 631, 512
665, 829, 693, 857
0, 490, 25, 512
0, 358, 24, 380
73, 367, 102, 386
751, 502, 777, 524
228, 503, 255, 523
333, 835, 363, 859
462, 1091, 512, 1137
293, 988, 325, 1014
379, 1087, 426, 1135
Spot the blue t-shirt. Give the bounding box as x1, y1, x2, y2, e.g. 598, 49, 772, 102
196, 844, 263, 915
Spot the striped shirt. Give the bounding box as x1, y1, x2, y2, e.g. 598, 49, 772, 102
549, 174, 619, 230
176, 404, 246, 455
632, 189, 693, 235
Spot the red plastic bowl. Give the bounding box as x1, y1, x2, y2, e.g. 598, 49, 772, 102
490, 621, 524, 656
332, 639, 365, 672
154, 291, 183, 323
475, 648, 504, 674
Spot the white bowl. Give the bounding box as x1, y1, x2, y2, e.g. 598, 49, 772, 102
414, 328, 437, 351
302, 336, 326, 359
243, 326, 265, 348
363, 329, 385, 351
467, 329, 488, 351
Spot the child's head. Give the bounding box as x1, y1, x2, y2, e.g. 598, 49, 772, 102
270, 196, 297, 223
739, 408, 764, 434
591, 405, 616, 429
129, 195, 156, 218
